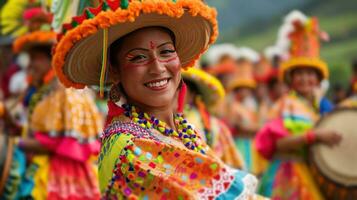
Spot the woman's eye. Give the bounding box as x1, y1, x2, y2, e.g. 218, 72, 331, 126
160, 49, 176, 55
129, 55, 146, 62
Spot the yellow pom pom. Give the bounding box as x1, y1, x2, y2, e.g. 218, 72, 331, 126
132, 112, 139, 118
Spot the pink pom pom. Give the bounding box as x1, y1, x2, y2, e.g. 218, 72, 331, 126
177, 82, 187, 113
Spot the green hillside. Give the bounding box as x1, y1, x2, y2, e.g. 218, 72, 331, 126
221, 0, 357, 87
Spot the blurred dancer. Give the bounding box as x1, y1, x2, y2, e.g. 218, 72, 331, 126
255, 11, 341, 199
226, 47, 268, 175
183, 67, 245, 169
2, 5, 102, 199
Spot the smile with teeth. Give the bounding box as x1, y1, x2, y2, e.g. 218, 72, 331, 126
144, 78, 170, 89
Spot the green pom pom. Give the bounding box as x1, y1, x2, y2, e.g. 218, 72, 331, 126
102, 2, 110, 11
158, 127, 165, 133
71, 21, 79, 28
121, 0, 129, 9
85, 9, 95, 19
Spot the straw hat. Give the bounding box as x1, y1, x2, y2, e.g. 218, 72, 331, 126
52, 0, 219, 89
182, 67, 225, 107
227, 49, 257, 91
278, 10, 329, 83
12, 7, 55, 53
205, 43, 240, 65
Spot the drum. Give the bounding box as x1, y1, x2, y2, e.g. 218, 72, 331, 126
0, 133, 14, 195
310, 108, 357, 200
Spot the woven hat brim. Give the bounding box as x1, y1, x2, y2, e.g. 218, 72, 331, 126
182, 68, 225, 106
64, 13, 212, 86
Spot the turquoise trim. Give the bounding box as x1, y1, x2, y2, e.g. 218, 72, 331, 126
282, 114, 311, 122
258, 160, 281, 197
216, 170, 247, 199
235, 138, 253, 172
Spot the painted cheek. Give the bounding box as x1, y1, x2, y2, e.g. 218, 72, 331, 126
121, 64, 147, 84
163, 55, 180, 71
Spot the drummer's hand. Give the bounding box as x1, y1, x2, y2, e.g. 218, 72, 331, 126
314, 130, 342, 147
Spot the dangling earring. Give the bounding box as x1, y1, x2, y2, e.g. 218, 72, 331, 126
109, 83, 122, 102
109, 83, 127, 106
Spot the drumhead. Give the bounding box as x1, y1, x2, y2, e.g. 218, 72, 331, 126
312, 108, 357, 186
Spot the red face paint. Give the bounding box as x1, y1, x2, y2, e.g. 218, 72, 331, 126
124, 55, 179, 68
150, 41, 155, 49
125, 53, 135, 59
157, 55, 178, 63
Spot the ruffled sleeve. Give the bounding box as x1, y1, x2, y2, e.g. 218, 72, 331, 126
33, 131, 100, 162
255, 119, 289, 160
30, 86, 103, 161
98, 129, 134, 196
31, 87, 103, 137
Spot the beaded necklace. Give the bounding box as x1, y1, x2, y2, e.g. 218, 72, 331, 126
122, 104, 206, 154
28, 83, 52, 117
28, 70, 56, 117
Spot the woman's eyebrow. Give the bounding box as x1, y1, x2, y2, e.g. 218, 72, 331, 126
125, 41, 173, 55
126, 48, 149, 55
157, 41, 174, 48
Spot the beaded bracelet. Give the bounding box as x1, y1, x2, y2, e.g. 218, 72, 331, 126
305, 131, 316, 145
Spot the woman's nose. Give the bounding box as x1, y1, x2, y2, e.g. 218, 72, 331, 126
149, 58, 166, 75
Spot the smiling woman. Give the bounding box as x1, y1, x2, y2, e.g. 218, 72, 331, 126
109, 27, 182, 114
52, 0, 262, 199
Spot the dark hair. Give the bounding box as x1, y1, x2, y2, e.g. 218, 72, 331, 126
201, 61, 209, 70
184, 79, 201, 96
267, 77, 279, 90
109, 26, 176, 67
28, 44, 52, 59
